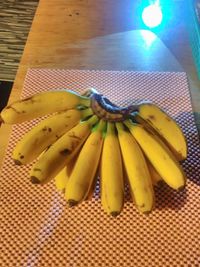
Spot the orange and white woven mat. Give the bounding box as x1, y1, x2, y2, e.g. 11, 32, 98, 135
0, 69, 200, 267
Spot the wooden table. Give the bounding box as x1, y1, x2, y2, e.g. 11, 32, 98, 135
0, 0, 199, 170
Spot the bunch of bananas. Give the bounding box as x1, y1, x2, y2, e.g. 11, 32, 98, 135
0, 88, 187, 216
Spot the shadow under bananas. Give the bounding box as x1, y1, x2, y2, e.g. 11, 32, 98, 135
175, 111, 200, 187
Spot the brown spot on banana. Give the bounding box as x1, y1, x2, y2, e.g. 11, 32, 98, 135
6, 106, 21, 114
148, 115, 156, 120
60, 149, 71, 155
165, 116, 171, 121
21, 96, 34, 102
67, 132, 82, 141
33, 168, 42, 172
42, 127, 48, 131
42, 126, 52, 132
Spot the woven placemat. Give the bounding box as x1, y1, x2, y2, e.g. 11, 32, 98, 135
0, 69, 200, 267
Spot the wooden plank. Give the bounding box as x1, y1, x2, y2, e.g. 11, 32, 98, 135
0, 0, 38, 80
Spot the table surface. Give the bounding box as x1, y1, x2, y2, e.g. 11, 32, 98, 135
0, 0, 199, 170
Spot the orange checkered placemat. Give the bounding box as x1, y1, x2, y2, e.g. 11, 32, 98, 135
0, 69, 200, 267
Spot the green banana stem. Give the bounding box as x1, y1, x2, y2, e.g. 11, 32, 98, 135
96, 119, 107, 132
115, 122, 125, 132
79, 96, 91, 107
85, 115, 99, 127
106, 122, 116, 135
124, 119, 136, 129
81, 108, 93, 120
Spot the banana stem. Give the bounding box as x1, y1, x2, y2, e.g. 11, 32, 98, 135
106, 122, 115, 135
115, 122, 125, 132
124, 119, 135, 129
81, 108, 93, 119
81, 88, 99, 97
96, 119, 107, 132
79, 96, 91, 107
86, 115, 99, 127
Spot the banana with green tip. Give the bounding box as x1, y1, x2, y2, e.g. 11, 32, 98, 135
125, 120, 186, 190
116, 122, 154, 213
13, 108, 93, 165
100, 122, 124, 217
30, 115, 99, 184
0, 90, 91, 124
65, 120, 106, 206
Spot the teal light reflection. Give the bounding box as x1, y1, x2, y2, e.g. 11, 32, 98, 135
140, 30, 157, 48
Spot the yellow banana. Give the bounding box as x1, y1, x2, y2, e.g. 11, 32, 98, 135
54, 157, 76, 192
125, 120, 186, 190
30, 115, 99, 184
136, 103, 187, 161
54, 167, 69, 192
12, 108, 93, 165
65, 120, 106, 206
146, 158, 162, 186
55, 153, 97, 199
116, 123, 154, 213
100, 122, 124, 217
0, 90, 90, 124
101, 182, 111, 215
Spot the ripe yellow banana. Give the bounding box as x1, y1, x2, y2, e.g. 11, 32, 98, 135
65, 120, 106, 206
125, 120, 186, 190
136, 103, 187, 161
146, 158, 162, 186
0, 90, 91, 124
54, 157, 76, 192
116, 123, 154, 213
54, 167, 69, 192
12, 108, 93, 165
101, 182, 111, 215
30, 115, 99, 184
100, 122, 124, 216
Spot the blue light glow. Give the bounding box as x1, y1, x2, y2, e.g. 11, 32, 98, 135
142, 4, 163, 28
140, 30, 156, 47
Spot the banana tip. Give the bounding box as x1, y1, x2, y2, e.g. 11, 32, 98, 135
68, 199, 78, 207
30, 176, 40, 184
143, 210, 152, 215
177, 185, 186, 192
111, 211, 120, 217
13, 159, 22, 166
